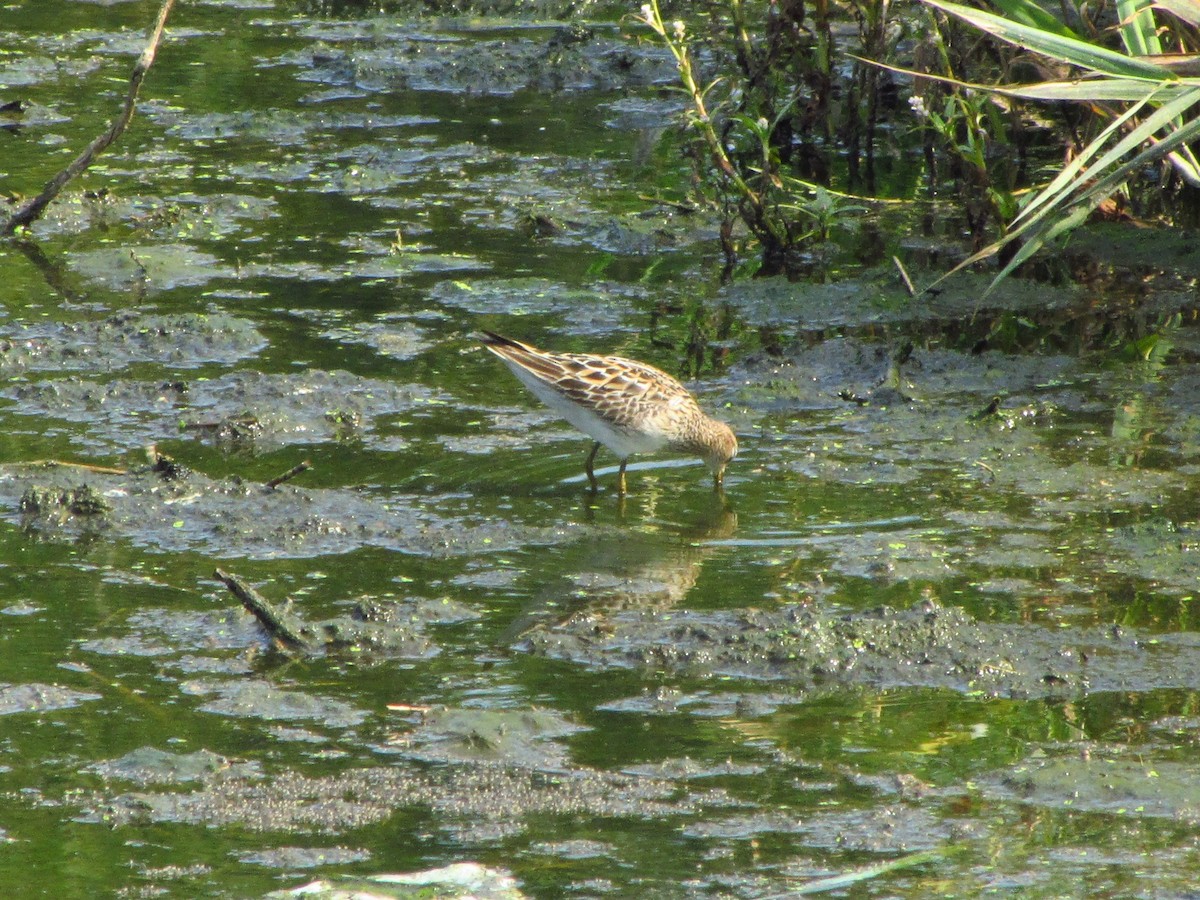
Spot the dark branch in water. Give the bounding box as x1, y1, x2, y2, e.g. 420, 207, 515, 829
265, 460, 313, 490
1, 0, 175, 236
213, 568, 312, 653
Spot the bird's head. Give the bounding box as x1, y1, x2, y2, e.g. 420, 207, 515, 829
702, 420, 738, 487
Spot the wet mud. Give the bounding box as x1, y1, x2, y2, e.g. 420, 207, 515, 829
285, 23, 677, 96
0, 459, 583, 557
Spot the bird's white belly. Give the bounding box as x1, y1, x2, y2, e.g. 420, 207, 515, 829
504, 360, 668, 459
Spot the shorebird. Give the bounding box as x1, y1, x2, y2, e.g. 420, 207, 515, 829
480, 331, 737, 493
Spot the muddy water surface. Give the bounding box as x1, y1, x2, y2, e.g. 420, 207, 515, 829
2, 2, 1200, 897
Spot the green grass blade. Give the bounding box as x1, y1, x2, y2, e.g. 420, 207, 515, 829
1003, 78, 1200, 100
1011, 88, 1161, 226
928, 84, 1200, 294
1018, 84, 1200, 225
985, 91, 1200, 292
989, 0, 1081, 38
1169, 143, 1200, 185
1118, 0, 1163, 55
1067, 94, 1200, 207
922, 0, 1174, 78
990, 204, 1091, 286
861, 55, 1200, 101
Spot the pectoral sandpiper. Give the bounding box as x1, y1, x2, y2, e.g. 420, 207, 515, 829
480, 331, 737, 493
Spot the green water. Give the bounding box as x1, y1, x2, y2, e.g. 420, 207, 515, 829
3, 1, 1200, 897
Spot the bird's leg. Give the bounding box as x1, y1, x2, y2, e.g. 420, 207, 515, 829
617, 459, 628, 495
585, 441, 601, 492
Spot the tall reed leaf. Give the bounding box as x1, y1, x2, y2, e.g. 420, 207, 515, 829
1117, 0, 1163, 55
922, 0, 1174, 78
975, 86, 1200, 290
989, 0, 1081, 39
1003, 80, 1200, 101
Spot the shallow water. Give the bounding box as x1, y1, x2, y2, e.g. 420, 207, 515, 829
3, 2, 1200, 897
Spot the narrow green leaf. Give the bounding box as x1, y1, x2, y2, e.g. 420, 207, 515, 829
1001, 78, 1200, 101
929, 84, 1200, 295
1011, 89, 1161, 226
990, 204, 1091, 288
1068, 95, 1200, 208
1025, 85, 1199, 223
860, 55, 1200, 101
1118, 0, 1163, 55
921, 0, 1174, 78
983, 91, 1200, 292
990, 0, 1080, 38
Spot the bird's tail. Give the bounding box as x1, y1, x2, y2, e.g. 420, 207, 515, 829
478, 330, 530, 351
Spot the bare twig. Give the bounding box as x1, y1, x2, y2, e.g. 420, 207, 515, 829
13, 459, 127, 475
265, 460, 312, 490
637, 193, 698, 214
892, 255, 916, 297
213, 569, 312, 652
2, 0, 175, 236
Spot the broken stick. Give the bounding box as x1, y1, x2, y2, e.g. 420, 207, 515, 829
213, 568, 311, 652
2, 0, 176, 236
